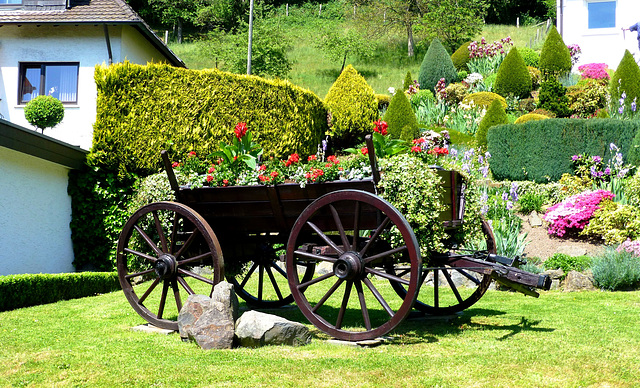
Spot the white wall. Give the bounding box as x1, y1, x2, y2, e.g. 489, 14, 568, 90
560, 0, 640, 70
0, 146, 75, 275
0, 24, 176, 151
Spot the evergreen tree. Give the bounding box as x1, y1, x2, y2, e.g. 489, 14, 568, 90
538, 76, 571, 117
403, 71, 413, 91
610, 50, 640, 113
383, 90, 420, 140
539, 26, 572, 76
493, 47, 532, 99
476, 99, 508, 149
418, 38, 458, 94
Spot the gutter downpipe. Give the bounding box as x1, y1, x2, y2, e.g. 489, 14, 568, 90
558, 0, 563, 36
103, 24, 113, 65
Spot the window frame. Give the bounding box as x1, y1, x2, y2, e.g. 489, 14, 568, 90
587, 0, 617, 30
0, 0, 22, 5
18, 62, 80, 105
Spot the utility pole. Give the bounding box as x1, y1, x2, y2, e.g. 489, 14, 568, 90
247, 0, 255, 75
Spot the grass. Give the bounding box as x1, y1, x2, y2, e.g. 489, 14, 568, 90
1, 284, 640, 387
169, 18, 544, 99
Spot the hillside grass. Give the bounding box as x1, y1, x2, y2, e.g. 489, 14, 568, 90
169, 18, 543, 99
1, 286, 639, 387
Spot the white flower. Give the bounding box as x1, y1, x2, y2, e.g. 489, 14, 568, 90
388, 87, 396, 95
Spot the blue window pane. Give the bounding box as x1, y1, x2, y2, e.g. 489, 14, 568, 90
588, 1, 616, 29
0, 0, 22, 4
21, 68, 40, 103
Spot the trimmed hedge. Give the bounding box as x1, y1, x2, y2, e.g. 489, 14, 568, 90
488, 118, 640, 183
92, 62, 328, 175
0, 272, 119, 312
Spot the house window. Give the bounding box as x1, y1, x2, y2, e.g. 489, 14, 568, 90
588, 1, 616, 29
19, 63, 79, 104
0, 0, 22, 4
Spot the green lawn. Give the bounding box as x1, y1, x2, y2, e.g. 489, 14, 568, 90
1, 286, 639, 387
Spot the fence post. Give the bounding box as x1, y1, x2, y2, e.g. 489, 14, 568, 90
319, 4, 322, 16
517, 17, 519, 28
286, 3, 289, 16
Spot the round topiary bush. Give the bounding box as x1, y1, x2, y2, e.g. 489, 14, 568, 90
610, 49, 640, 112
325, 65, 378, 148
418, 38, 458, 94
539, 26, 572, 76
451, 41, 472, 72
383, 90, 420, 140
476, 98, 508, 149
514, 113, 549, 124
461, 91, 507, 110
519, 47, 540, 68
24, 95, 65, 133
493, 47, 532, 99
444, 83, 469, 105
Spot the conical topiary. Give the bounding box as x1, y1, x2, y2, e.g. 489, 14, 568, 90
403, 71, 413, 91
610, 50, 640, 112
383, 90, 420, 140
493, 47, 532, 99
451, 41, 472, 72
418, 38, 458, 94
538, 75, 571, 117
325, 64, 378, 148
476, 99, 508, 149
539, 26, 572, 76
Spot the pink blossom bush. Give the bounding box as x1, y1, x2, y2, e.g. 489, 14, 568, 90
578, 63, 610, 82
543, 190, 614, 237
616, 239, 640, 257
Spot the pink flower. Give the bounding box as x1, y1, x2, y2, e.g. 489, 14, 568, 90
543, 190, 614, 237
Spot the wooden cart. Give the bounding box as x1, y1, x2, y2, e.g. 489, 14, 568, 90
116, 137, 551, 341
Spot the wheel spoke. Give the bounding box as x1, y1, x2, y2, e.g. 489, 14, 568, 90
294, 249, 337, 263
239, 262, 259, 289
138, 277, 161, 305
123, 248, 158, 263
307, 221, 344, 256
363, 277, 394, 317
174, 227, 201, 259
177, 251, 212, 266
157, 281, 169, 319
434, 269, 440, 308
170, 213, 180, 254
335, 281, 353, 330
258, 264, 264, 302
264, 264, 284, 301
329, 204, 350, 251
442, 269, 464, 304
362, 245, 407, 265
455, 268, 483, 285
125, 268, 156, 280
133, 225, 161, 256
354, 280, 371, 330
177, 268, 215, 286
359, 216, 391, 257
176, 276, 195, 295
171, 280, 183, 311
153, 211, 168, 253
352, 201, 361, 252
311, 278, 344, 313
271, 261, 287, 277
365, 267, 410, 286
298, 272, 334, 290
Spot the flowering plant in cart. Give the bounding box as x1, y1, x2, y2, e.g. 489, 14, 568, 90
211, 122, 263, 171
344, 119, 406, 159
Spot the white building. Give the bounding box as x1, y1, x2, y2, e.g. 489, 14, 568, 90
558, 0, 640, 70
0, 0, 185, 150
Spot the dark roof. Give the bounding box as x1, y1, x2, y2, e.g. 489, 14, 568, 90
0, 118, 87, 169
0, 0, 185, 67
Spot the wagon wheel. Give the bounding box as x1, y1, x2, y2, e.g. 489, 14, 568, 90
287, 190, 421, 341
386, 219, 496, 315
228, 242, 315, 308
116, 202, 223, 330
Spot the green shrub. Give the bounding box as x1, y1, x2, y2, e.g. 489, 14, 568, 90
484, 73, 498, 90
457, 70, 469, 82
451, 41, 472, 71
528, 66, 542, 89
519, 47, 540, 68
543, 253, 591, 277
580, 200, 640, 244
517, 191, 546, 214
92, 62, 327, 175
403, 71, 413, 90
538, 75, 571, 117
23, 95, 65, 132
487, 118, 640, 182
383, 90, 420, 140
624, 170, 640, 207
410, 89, 435, 109
568, 79, 608, 118
462, 91, 507, 110
514, 113, 548, 124
376, 93, 391, 111
476, 99, 508, 149
610, 50, 640, 113
493, 47, 532, 99
518, 97, 537, 112
444, 83, 469, 105
0, 272, 119, 312
531, 108, 556, 118
418, 38, 458, 94
591, 247, 640, 290
325, 64, 378, 148
539, 26, 572, 76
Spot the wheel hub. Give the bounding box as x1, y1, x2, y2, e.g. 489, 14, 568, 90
333, 252, 363, 281
155, 254, 177, 279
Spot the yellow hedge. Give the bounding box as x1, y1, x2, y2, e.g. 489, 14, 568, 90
461, 92, 507, 110
514, 113, 549, 124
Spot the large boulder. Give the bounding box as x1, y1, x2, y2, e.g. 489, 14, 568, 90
235, 310, 311, 347
177, 282, 238, 350
563, 270, 596, 292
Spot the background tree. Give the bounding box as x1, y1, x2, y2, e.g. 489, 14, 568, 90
484, 0, 553, 24
315, 26, 375, 73
194, 0, 248, 32
148, 0, 204, 43
416, 0, 488, 52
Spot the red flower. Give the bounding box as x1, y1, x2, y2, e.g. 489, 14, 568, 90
258, 175, 269, 182
259, 164, 267, 171
234, 122, 248, 139
361, 147, 368, 155
284, 153, 300, 167
188, 151, 196, 157
428, 147, 449, 156
206, 175, 214, 182
373, 120, 388, 136
327, 155, 339, 164
171, 162, 180, 168
412, 138, 426, 144
222, 179, 229, 187
208, 166, 215, 173
411, 145, 422, 153
325, 163, 333, 168
308, 155, 317, 161
270, 171, 279, 178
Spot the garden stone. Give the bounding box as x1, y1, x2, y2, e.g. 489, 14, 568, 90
177, 282, 238, 350
315, 261, 334, 275
529, 211, 543, 227
542, 269, 564, 291
235, 310, 311, 347
563, 270, 596, 292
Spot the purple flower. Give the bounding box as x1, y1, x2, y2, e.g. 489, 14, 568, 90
618, 168, 630, 178
502, 192, 509, 202
604, 167, 611, 175
478, 155, 484, 165
590, 166, 598, 177
322, 139, 327, 153
609, 143, 619, 152
592, 155, 602, 163
510, 182, 518, 201
506, 201, 514, 210
572, 155, 580, 161
633, 99, 637, 112
619, 106, 624, 115
479, 165, 489, 178
485, 151, 491, 159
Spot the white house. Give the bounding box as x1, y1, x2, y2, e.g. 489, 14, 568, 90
0, 0, 185, 150
0, 118, 87, 275
558, 0, 640, 70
